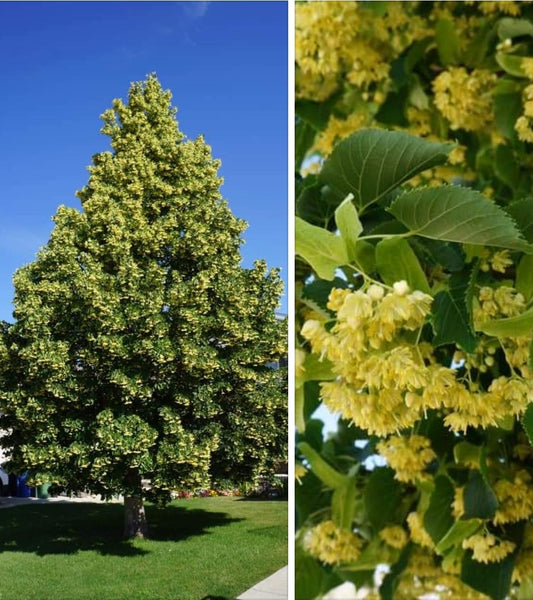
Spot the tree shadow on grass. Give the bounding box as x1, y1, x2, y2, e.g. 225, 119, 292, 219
0, 502, 242, 557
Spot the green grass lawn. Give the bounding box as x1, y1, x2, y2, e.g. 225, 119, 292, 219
0, 497, 287, 600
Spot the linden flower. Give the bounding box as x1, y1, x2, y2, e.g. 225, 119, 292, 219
377, 435, 436, 483
433, 67, 496, 131
515, 115, 533, 143
300, 319, 332, 358
452, 486, 465, 520
522, 58, 533, 80
407, 512, 434, 549
462, 533, 516, 563
303, 520, 362, 565
313, 111, 369, 157
379, 525, 408, 549
493, 470, 533, 525
489, 250, 513, 273
477, 1, 523, 16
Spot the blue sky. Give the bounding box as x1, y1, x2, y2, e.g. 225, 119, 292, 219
0, 1, 288, 321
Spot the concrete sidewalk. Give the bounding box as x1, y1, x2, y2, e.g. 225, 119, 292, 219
0, 495, 119, 508
237, 566, 288, 600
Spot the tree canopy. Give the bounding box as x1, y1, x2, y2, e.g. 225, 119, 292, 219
0, 75, 287, 537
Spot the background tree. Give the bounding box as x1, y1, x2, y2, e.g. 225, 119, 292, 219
0, 75, 286, 538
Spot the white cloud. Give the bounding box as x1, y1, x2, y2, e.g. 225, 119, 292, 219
181, 1, 210, 19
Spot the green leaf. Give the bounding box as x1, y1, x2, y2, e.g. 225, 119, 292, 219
498, 18, 533, 40
301, 277, 349, 313
408, 76, 429, 110
417, 238, 464, 272
362, 0, 388, 16
296, 119, 316, 171
332, 476, 358, 529
340, 538, 394, 573
464, 20, 496, 67
494, 145, 520, 190
424, 475, 455, 544
436, 519, 483, 555
335, 194, 363, 261
320, 129, 452, 209
517, 576, 533, 600
507, 197, 533, 243
295, 544, 328, 600
380, 543, 412, 600
463, 471, 499, 520
295, 177, 332, 227
477, 305, 533, 337
516, 255, 533, 301
364, 467, 401, 530
303, 382, 322, 423
432, 270, 478, 353
302, 353, 335, 384
295, 469, 326, 530
521, 403, 533, 446
494, 92, 523, 141
496, 52, 527, 77
295, 216, 349, 280
375, 237, 430, 293
465, 261, 480, 326
298, 442, 348, 490
461, 549, 515, 600
296, 96, 338, 131
295, 385, 305, 433
374, 88, 409, 128
454, 441, 482, 466
389, 185, 533, 253
436, 19, 461, 65
494, 77, 523, 95
353, 240, 376, 273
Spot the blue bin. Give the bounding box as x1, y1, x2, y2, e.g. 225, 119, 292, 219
16, 472, 32, 498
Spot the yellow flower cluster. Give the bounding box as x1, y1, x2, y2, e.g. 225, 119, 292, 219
295, 1, 362, 101
302, 281, 532, 435
516, 85, 533, 143
407, 512, 434, 549
493, 470, 533, 524
433, 68, 496, 132
379, 525, 408, 549
396, 548, 488, 599
476, 1, 523, 16
443, 375, 531, 433
312, 111, 369, 157
452, 486, 465, 520
303, 520, 362, 565
462, 533, 516, 564
301, 281, 438, 435
474, 285, 533, 377
479, 250, 513, 274
376, 435, 436, 483
295, 2, 429, 102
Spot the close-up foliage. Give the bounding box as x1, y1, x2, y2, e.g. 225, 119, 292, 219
295, 2, 533, 599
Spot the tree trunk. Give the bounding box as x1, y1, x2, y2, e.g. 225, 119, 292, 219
124, 494, 148, 539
